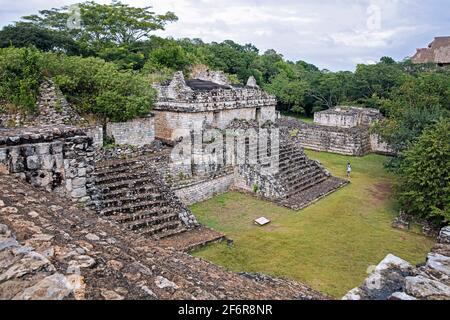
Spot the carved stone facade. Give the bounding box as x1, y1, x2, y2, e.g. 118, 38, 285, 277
153, 71, 277, 141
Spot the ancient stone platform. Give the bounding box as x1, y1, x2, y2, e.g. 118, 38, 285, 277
0, 174, 326, 300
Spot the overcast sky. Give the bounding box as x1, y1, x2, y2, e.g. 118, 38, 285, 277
1, 0, 449, 71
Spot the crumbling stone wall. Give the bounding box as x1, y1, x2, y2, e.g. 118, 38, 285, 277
106, 116, 155, 147
314, 107, 383, 128
0, 125, 94, 202
370, 134, 395, 155
174, 171, 235, 205
0, 78, 85, 128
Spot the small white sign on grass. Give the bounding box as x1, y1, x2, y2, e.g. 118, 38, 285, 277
255, 217, 271, 226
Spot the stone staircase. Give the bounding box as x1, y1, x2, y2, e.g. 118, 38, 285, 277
275, 141, 348, 210
238, 137, 348, 210
90, 157, 197, 240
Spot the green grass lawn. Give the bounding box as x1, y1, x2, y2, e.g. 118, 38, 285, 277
280, 111, 314, 124
190, 151, 435, 298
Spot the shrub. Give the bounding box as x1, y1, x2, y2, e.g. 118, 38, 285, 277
0, 47, 43, 114
397, 119, 450, 225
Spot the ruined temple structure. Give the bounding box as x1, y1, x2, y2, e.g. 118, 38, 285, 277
0, 70, 353, 300
411, 36, 450, 66
152, 71, 277, 142
0, 174, 326, 300
279, 106, 394, 156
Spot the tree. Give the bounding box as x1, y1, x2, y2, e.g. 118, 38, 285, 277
397, 119, 450, 225
265, 71, 309, 114
20, 1, 178, 53
0, 23, 79, 54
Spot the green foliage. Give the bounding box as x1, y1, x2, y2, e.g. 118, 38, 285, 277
44, 53, 155, 122
0, 23, 79, 54
0, 47, 43, 113
21, 1, 177, 49
397, 119, 450, 225
0, 47, 155, 122
377, 71, 450, 166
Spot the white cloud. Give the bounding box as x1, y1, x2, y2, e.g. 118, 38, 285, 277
0, 0, 448, 70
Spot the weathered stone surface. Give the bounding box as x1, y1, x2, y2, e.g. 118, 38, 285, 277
439, 227, 450, 244
405, 275, 450, 299
0, 175, 326, 300
389, 292, 418, 300
13, 273, 73, 300
0, 252, 54, 282
101, 289, 124, 300
345, 227, 450, 300
343, 254, 416, 300
85, 233, 100, 241
0, 125, 94, 202
155, 276, 179, 290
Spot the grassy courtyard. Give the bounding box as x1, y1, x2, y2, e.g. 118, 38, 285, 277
190, 151, 435, 298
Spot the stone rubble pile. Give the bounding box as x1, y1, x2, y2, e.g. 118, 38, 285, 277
0, 78, 86, 128
343, 226, 450, 300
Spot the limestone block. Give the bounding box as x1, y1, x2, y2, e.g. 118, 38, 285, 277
72, 177, 86, 188
71, 187, 87, 198
40, 155, 55, 170
50, 142, 63, 155
35, 143, 50, 155
405, 275, 450, 299
0, 148, 7, 163
439, 227, 450, 244
26, 156, 40, 170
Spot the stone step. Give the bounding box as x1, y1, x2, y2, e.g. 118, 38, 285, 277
111, 207, 173, 224
95, 170, 155, 185
155, 226, 188, 240
278, 159, 310, 172
137, 220, 185, 238
125, 212, 180, 231
278, 165, 319, 183
100, 192, 166, 208
287, 174, 328, 196
94, 162, 146, 178
279, 152, 307, 163
100, 185, 162, 200
95, 159, 142, 172
99, 177, 158, 193
100, 199, 169, 216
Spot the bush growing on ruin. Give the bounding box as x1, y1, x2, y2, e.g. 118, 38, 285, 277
396, 119, 450, 225
43, 53, 156, 122
0, 47, 43, 114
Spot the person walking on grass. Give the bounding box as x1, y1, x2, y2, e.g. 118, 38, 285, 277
347, 162, 352, 178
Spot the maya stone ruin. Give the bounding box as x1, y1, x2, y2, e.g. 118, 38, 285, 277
1, 69, 448, 300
